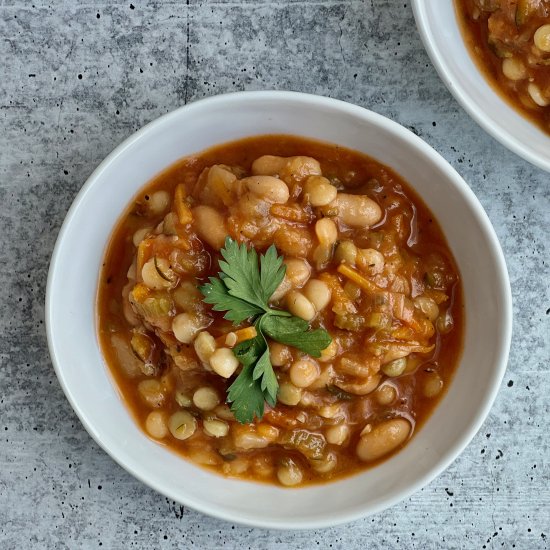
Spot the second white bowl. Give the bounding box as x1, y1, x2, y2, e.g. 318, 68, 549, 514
412, 0, 550, 172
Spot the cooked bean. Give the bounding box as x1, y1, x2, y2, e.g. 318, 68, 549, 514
193, 387, 220, 411
303, 176, 337, 206
277, 458, 303, 486
145, 411, 168, 439
133, 226, 153, 247
172, 313, 204, 344
315, 218, 338, 246
175, 391, 192, 408
232, 425, 272, 450
356, 418, 411, 461
209, 347, 239, 378
193, 331, 217, 365
331, 193, 382, 228
146, 190, 170, 215
269, 342, 292, 367
172, 281, 202, 311
357, 248, 385, 275
501, 57, 527, 81
423, 372, 443, 398
382, 357, 407, 377
302, 278, 331, 311
289, 358, 320, 388
285, 258, 312, 287
192, 205, 228, 249
286, 290, 316, 321
203, 417, 230, 438
414, 295, 439, 322
138, 379, 165, 408
326, 423, 350, 446
277, 382, 303, 406
285, 156, 322, 180
436, 309, 454, 334
214, 404, 235, 421
335, 240, 358, 265
528, 83, 549, 107
168, 411, 197, 440
251, 155, 287, 176
241, 175, 290, 204
335, 374, 381, 395
534, 24, 550, 52
375, 383, 397, 405
310, 451, 337, 473
141, 257, 173, 290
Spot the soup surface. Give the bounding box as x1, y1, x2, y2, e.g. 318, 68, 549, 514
455, 0, 550, 134
98, 135, 463, 487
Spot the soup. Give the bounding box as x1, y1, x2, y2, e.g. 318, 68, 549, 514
455, 0, 550, 134
98, 135, 463, 487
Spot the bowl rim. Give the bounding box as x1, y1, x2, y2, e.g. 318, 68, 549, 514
411, 0, 550, 173
46, 90, 513, 529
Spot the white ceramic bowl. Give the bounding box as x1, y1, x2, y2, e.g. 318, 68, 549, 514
46, 91, 512, 529
412, 0, 550, 172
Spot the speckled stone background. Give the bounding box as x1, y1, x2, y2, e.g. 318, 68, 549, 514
1, 0, 549, 548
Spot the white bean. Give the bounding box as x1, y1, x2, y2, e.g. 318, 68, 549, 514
501, 57, 527, 81
330, 193, 382, 228
145, 411, 168, 439
277, 382, 303, 406
528, 83, 549, 107
172, 313, 204, 344
303, 176, 337, 206
289, 359, 320, 388
203, 418, 229, 438
209, 347, 239, 378
168, 411, 197, 440
147, 190, 171, 215
534, 24, 550, 52
141, 257, 173, 290
138, 379, 165, 408
326, 424, 350, 446
277, 458, 303, 486
302, 279, 331, 311
241, 175, 290, 204
133, 226, 153, 247
192, 205, 228, 250
193, 331, 217, 364
286, 290, 316, 321
356, 418, 411, 461
269, 342, 292, 367
193, 387, 220, 411
315, 218, 338, 246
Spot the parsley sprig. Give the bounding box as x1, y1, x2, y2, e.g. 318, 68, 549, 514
200, 237, 332, 423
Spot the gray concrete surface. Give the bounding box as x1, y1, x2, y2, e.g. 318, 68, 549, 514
1, 1, 549, 548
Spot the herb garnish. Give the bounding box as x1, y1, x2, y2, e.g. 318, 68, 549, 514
200, 237, 332, 423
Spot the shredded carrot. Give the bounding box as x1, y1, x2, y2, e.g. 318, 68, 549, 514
174, 184, 193, 225
136, 239, 153, 276
269, 204, 311, 223
424, 288, 448, 305
215, 326, 258, 347
337, 264, 381, 294
318, 272, 357, 315
131, 283, 150, 303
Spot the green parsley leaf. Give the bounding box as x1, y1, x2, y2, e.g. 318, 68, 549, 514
199, 277, 263, 324
198, 237, 332, 423
227, 332, 267, 423
259, 244, 287, 303
219, 238, 278, 311
261, 315, 332, 358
